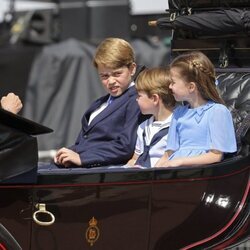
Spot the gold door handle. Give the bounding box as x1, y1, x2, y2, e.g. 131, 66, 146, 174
33, 203, 55, 226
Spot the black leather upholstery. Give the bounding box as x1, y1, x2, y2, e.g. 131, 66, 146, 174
217, 71, 250, 156
217, 72, 250, 117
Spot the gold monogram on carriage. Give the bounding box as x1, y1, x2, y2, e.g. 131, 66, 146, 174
86, 217, 100, 246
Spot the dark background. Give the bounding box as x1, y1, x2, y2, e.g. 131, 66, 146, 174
0, 0, 171, 106
0, 0, 171, 150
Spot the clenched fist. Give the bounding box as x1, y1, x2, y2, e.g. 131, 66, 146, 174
1, 93, 23, 114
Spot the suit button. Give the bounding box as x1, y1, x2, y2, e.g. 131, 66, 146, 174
83, 135, 88, 139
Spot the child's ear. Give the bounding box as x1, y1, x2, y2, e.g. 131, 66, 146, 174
152, 94, 160, 104
189, 82, 196, 92
130, 63, 136, 76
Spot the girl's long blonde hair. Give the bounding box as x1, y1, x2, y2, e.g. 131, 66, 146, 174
170, 51, 224, 104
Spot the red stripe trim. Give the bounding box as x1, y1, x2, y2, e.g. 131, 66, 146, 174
181, 180, 250, 250
214, 222, 249, 250
0, 243, 7, 250
0, 166, 248, 189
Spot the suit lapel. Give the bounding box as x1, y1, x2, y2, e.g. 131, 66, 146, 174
86, 86, 136, 131
82, 95, 109, 131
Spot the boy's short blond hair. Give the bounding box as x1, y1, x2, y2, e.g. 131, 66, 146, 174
93, 38, 135, 69
136, 67, 176, 108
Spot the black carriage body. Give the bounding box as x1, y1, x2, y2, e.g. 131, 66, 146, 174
0, 155, 249, 250
0, 1, 250, 249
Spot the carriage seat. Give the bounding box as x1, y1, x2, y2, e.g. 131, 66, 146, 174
216, 70, 250, 156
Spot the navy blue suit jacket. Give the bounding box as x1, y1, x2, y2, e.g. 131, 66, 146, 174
70, 86, 144, 168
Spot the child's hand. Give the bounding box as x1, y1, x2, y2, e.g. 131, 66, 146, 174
54, 147, 81, 167
166, 158, 184, 167
155, 158, 184, 168
154, 153, 169, 168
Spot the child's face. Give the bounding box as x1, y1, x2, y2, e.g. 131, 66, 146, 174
98, 64, 136, 97
136, 91, 155, 115
169, 67, 192, 102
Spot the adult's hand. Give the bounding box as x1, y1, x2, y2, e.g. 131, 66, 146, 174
1, 93, 23, 114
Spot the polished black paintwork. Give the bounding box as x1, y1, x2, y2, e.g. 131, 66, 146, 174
0, 154, 248, 250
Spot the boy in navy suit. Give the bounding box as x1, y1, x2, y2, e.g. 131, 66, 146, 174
54, 38, 144, 168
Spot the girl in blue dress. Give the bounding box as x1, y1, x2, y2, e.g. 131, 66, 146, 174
155, 51, 237, 168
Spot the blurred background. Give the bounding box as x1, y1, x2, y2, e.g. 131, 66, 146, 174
0, 0, 172, 153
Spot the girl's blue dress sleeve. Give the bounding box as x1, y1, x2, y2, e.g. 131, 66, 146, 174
208, 104, 237, 153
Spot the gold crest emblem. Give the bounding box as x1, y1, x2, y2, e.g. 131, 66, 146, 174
86, 217, 100, 246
